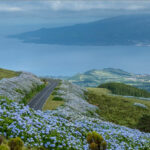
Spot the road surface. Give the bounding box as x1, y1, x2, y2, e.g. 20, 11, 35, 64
28, 80, 59, 110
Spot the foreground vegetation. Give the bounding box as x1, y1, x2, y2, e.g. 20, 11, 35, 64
0, 136, 46, 150
0, 68, 20, 80
0, 132, 106, 150
87, 88, 150, 131
0, 97, 150, 149
99, 82, 150, 98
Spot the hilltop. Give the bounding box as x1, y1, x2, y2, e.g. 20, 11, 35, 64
66, 68, 150, 91
11, 14, 150, 46
0, 68, 20, 80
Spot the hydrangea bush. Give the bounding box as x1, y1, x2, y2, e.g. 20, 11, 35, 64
0, 72, 43, 102
0, 97, 150, 150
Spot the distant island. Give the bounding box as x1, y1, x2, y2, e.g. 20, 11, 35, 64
64, 68, 150, 91
10, 14, 150, 46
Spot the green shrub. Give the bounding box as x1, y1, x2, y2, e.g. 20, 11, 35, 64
8, 137, 24, 150
51, 91, 58, 96
87, 131, 107, 150
15, 89, 24, 95
0, 136, 3, 145
54, 87, 60, 91
0, 144, 9, 150
137, 114, 150, 133
53, 97, 64, 101
37, 146, 46, 150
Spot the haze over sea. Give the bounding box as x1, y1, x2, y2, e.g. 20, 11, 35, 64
1, 0, 150, 76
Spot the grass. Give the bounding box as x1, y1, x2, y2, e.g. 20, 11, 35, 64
43, 81, 65, 111
0, 68, 20, 80
42, 94, 64, 111
86, 87, 150, 129
87, 87, 111, 95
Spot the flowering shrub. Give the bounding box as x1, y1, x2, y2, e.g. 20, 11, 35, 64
0, 97, 150, 150
0, 72, 44, 102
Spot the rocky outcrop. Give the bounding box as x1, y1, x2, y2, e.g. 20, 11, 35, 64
134, 102, 148, 109
0, 72, 43, 101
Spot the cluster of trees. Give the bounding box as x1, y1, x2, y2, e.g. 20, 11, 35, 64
98, 82, 150, 98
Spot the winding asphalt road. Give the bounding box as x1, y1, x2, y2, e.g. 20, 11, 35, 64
28, 80, 59, 110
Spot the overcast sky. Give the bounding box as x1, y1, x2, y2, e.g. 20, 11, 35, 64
1, 0, 150, 12
1, 0, 150, 26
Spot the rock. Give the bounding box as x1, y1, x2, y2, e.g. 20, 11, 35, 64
133, 103, 147, 109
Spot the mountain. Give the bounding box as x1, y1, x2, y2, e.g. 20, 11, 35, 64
66, 68, 150, 91
11, 14, 150, 46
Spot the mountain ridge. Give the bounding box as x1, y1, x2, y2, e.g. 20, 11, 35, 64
11, 14, 150, 46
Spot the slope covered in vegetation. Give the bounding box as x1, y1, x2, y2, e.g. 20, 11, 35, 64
0, 72, 44, 102
0, 68, 20, 80
87, 88, 150, 131
99, 82, 150, 98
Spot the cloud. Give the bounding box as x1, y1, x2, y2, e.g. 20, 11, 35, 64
0, 5, 23, 12
42, 0, 148, 11
0, 0, 149, 13
126, 5, 145, 10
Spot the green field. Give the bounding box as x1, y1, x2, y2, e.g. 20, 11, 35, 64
42, 94, 64, 111
0, 68, 20, 80
87, 87, 150, 130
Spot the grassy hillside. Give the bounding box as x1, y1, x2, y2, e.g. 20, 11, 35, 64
67, 68, 150, 91
0, 68, 20, 80
86, 87, 150, 131
99, 82, 150, 98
